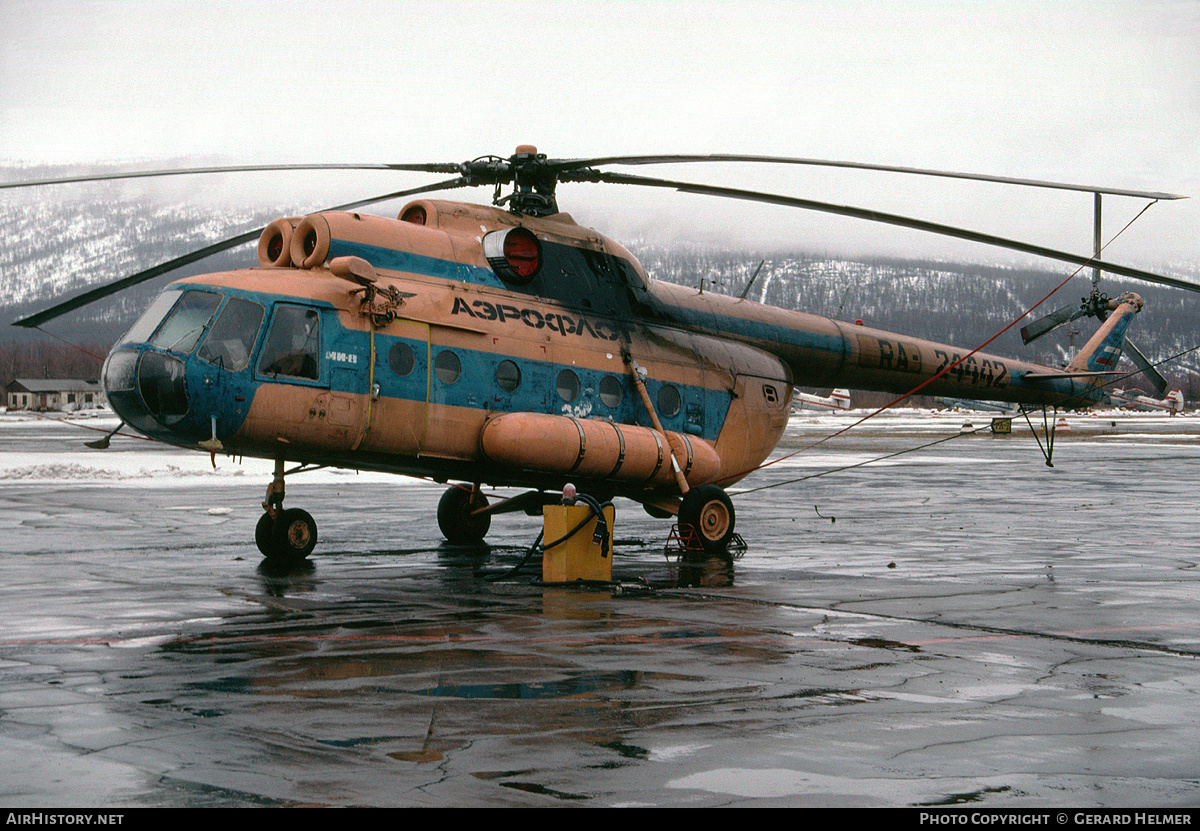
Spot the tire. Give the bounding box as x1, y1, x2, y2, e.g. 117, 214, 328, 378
255, 512, 276, 558
437, 486, 491, 544
271, 508, 318, 560
678, 485, 735, 553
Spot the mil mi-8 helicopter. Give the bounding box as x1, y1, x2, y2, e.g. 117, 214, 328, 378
9, 146, 1196, 560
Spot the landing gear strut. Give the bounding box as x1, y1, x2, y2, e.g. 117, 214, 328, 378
255, 459, 318, 560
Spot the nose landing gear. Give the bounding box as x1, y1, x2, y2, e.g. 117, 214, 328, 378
255, 459, 319, 561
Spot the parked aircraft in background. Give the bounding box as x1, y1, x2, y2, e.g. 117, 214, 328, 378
1109, 388, 1184, 414
793, 389, 851, 411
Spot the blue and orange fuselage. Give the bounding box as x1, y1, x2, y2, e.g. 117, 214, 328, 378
102, 198, 1137, 504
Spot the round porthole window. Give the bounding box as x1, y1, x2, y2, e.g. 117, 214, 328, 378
434, 350, 461, 385
557, 369, 580, 402
388, 342, 416, 376
495, 360, 521, 393
657, 384, 681, 417
599, 375, 623, 408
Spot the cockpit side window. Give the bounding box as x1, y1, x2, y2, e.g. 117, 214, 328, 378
257, 305, 321, 380
198, 297, 265, 371
148, 290, 223, 354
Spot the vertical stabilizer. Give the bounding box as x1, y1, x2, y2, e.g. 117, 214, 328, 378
1168, 389, 1184, 415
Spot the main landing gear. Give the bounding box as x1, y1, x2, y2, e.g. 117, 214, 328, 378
256, 460, 318, 561
432, 481, 739, 555
437, 484, 491, 544
677, 484, 737, 553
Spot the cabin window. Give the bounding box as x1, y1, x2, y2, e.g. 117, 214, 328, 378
557, 369, 580, 402
657, 384, 681, 417
257, 305, 321, 380
495, 360, 521, 393
149, 290, 223, 354
199, 298, 265, 371
434, 350, 461, 385
599, 375, 623, 408
388, 342, 416, 377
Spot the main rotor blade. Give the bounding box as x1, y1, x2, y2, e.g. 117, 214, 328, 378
0, 162, 462, 191
1124, 339, 1169, 397
554, 155, 1186, 201
1020, 303, 1088, 344
568, 170, 1200, 293
13, 177, 468, 328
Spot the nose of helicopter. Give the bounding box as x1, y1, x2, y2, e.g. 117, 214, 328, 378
102, 348, 190, 437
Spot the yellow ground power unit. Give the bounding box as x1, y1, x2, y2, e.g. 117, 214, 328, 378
541, 503, 615, 583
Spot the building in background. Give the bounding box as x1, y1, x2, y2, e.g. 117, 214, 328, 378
5, 379, 106, 412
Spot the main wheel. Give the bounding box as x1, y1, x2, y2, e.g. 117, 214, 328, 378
270, 508, 318, 560
437, 486, 491, 544
678, 485, 736, 553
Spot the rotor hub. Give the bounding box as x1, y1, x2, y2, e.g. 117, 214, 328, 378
457, 146, 562, 217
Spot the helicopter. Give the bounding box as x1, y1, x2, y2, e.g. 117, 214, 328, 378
8, 146, 1196, 560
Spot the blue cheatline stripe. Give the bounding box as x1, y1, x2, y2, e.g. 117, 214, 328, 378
373, 332, 731, 442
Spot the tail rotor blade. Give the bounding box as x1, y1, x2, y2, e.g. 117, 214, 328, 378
1020, 303, 1086, 344
1123, 339, 1169, 397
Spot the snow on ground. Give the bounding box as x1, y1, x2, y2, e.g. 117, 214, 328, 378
0, 412, 422, 487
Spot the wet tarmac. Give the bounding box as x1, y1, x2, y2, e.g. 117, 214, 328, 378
1, 410, 1199, 807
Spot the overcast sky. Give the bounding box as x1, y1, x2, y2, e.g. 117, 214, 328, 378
2, 0, 1197, 275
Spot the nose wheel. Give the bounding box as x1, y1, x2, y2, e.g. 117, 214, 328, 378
257, 508, 318, 560
255, 460, 319, 561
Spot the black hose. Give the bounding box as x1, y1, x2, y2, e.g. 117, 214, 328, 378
480, 494, 613, 583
